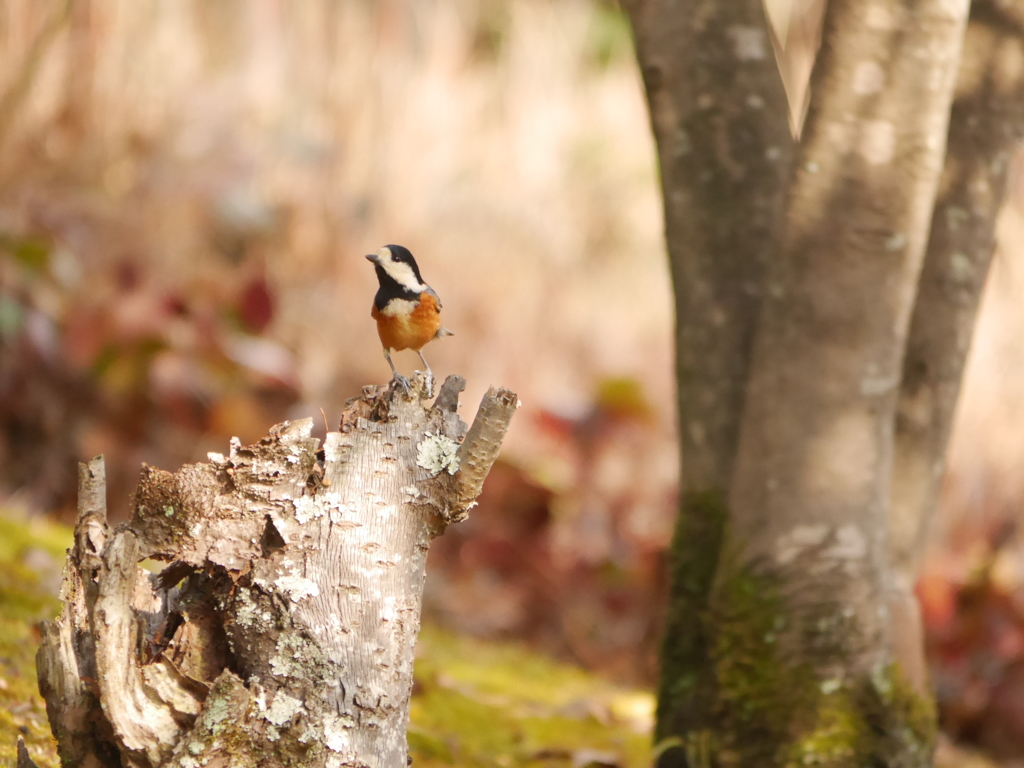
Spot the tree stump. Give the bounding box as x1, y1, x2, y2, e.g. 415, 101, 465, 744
35, 376, 518, 768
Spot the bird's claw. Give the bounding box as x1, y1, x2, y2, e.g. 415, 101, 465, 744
391, 374, 412, 396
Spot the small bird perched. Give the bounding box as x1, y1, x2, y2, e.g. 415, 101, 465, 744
366, 244, 453, 394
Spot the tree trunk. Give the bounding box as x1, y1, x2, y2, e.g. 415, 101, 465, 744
888, 0, 1024, 696
35, 376, 517, 768
718, 0, 968, 763
631, 0, 974, 763
623, 0, 794, 747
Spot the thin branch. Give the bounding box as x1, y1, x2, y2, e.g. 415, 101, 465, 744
452, 387, 520, 517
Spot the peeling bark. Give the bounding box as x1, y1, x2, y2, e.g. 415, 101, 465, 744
36, 377, 517, 768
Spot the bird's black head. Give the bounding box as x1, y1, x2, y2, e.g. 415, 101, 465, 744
365, 244, 426, 292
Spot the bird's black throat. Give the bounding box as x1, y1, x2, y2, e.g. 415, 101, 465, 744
373, 265, 422, 311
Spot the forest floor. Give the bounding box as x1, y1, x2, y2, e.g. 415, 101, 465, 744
3, 0, 1024, 760
0, 509, 655, 768
0, 508, 1005, 768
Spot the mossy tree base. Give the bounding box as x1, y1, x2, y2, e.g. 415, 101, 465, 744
657, 562, 936, 768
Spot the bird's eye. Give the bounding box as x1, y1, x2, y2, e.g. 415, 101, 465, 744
391, 254, 398, 262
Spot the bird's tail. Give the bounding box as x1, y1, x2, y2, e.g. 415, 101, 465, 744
435, 327, 454, 338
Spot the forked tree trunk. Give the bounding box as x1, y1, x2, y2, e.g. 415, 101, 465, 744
33, 376, 517, 768
631, 0, 969, 763
629, 0, 1021, 763
721, 0, 968, 763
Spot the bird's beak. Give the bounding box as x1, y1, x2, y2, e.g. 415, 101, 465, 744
365, 253, 379, 264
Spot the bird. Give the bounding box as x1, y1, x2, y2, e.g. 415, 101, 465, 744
366, 244, 453, 395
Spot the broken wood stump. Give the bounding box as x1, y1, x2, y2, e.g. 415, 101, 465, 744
35, 376, 518, 768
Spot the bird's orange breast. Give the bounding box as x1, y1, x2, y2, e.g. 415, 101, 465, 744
371, 292, 442, 352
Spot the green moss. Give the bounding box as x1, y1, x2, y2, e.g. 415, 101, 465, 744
415, 625, 621, 710
655, 488, 939, 768
889, 663, 938, 748
787, 690, 869, 767
781, 664, 937, 768
655, 489, 728, 745
0, 514, 71, 570
411, 626, 653, 768
700, 563, 938, 767
709, 562, 815, 764
407, 725, 455, 764
0, 510, 71, 768
585, 3, 633, 71
409, 683, 648, 768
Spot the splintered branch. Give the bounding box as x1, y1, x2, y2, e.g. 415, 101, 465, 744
34, 377, 516, 768
36, 455, 115, 768
454, 387, 521, 516
17, 737, 38, 768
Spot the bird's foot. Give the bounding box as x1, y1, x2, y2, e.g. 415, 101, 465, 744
390, 373, 412, 396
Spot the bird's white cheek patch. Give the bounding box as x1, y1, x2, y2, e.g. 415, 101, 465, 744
381, 261, 426, 292
380, 299, 418, 317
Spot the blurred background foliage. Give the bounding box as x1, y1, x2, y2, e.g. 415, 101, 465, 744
1, 0, 1024, 763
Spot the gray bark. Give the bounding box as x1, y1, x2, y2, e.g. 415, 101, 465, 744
887, 0, 1024, 695
627, 0, 793, 497
624, 0, 794, 746
36, 376, 517, 768
720, 0, 968, 761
